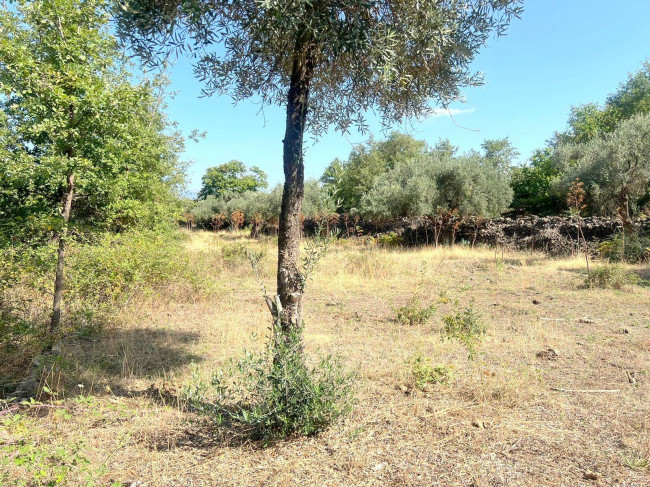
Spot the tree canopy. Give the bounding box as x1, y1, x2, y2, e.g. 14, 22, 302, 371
0, 0, 185, 243
321, 132, 428, 211
116, 0, 523, 136
359, 144, 513, 219
115, 0, 523, 339
197, 160, 268, 200
555, 112, 650, 224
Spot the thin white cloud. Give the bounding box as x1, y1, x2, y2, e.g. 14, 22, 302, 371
428, 107, 476, 118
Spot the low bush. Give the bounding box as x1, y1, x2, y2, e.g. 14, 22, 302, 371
221, 242, 251, 262
584, 264, 640, 290
394, 296, 436, 326
442, 303, 487, 360
408, 355, 453, 390
376, 232, 403, 247
66, 231, 208, 307
183, 326, 355, 443
597, 232, 650, 263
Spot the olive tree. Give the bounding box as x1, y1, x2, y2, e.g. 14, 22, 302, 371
116, 0, 522, 337
360, 150, 513, 218
556, 112, 650, 229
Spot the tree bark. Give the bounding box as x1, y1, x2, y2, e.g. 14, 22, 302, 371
618, 184, 633, 234
50, 170, 75, 334
276, 38, 315, 335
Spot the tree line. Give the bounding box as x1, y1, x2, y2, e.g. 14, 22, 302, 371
189, 62, 650, 232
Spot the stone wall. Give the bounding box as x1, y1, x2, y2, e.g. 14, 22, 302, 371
300, 216, 650, 255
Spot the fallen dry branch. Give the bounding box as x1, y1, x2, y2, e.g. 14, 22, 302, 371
550, 387, 620, 393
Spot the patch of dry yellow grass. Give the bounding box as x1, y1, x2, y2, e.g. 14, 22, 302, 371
2, 230, 649, 486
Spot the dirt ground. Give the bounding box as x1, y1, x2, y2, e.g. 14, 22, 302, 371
2, 230, 649, 486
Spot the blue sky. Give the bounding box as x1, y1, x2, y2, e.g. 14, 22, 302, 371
163, 0, 650, 194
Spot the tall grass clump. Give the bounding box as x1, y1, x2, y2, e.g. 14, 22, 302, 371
584, 263, 640, 290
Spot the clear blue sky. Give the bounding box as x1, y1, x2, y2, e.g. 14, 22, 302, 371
163, 0, 650, 194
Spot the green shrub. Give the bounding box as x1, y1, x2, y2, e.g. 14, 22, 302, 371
408, 355, 453, 389
66, 230, 206, 307
221, 242, 250, 262
183, 326, 355, 443
376, 232, 403, 247
442, 304, 487, 360
394, 296, 436, 326
585, 264, 640, 290
597, 232, 650, 263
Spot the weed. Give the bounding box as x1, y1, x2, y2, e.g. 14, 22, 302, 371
376, 232, 403, 247
221, 242, 251, 262
597, 232, 650, 263
408, 355, 453, 389
0, 439, 115, 486
584, 264, 640, 290
442, 303, 487, 360
622, 451, 649, 471
394, 296, 436, 326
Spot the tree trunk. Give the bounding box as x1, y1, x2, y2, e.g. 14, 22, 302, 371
50, 171, 75, 334
618, 185, 633, 234
276, 38, 315, 335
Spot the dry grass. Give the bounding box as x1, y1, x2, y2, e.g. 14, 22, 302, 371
2, 230, 649, 486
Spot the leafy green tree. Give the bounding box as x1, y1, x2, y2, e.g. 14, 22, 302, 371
554, 62, 650, 146
360, 150, 512, 218
197, 160, 268, 200
117, 0, 522, 339
0, 0, 185, 334
556, 112, 650, 228
322, 132, 429, 211
510, 149, 565, 215
604, 61, 650, 126
482, 137, 519, 173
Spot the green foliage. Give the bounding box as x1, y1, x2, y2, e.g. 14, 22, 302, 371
584, 264, 640, 290
408, 355, 453, 390
65, 231, 206, 309
323, 133, 429, 211
183, 326, 355, 442
442, 304, 487, 360
482, 137, 520, 173
597, 233, 650, 263
360, 148, 513, 219
556, 62, 650, 145
117, 1, 522, 137
190, 179, 335, 228
555, 113, 650, 218
197, 160, 268, 200
510, 148, 565, 215
394, 296, 436, 326
376, 232, 404, 247
221, 242, 251, 262
0, 435, 115, 487
0, 0, 186, 243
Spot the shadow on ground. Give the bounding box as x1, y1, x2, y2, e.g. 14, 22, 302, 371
69, 327, 203, 385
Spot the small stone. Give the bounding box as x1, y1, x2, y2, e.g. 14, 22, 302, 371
583, 471, 601, 481
536, 348, 559, 360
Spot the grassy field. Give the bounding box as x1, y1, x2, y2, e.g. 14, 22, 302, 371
2, 230, 650, 486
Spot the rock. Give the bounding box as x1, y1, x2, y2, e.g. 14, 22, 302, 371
536, 348, 559, 360
583, 471, 601, 481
